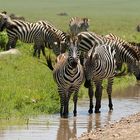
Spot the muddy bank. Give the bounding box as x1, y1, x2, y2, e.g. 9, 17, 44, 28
78, 112, 140, 140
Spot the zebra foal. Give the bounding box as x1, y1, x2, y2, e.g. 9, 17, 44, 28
47, 37, 84, 118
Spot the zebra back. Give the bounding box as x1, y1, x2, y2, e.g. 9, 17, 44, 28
78, 31, 140, 65
105, 33, 140, 60
37, 20, 68, 54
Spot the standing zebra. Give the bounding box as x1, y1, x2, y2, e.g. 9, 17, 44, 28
69, 17, 89, 36
84, 44, 116, 113
0, 12, 61, 59
77, 31, 140, 113
47, 37, 84, 118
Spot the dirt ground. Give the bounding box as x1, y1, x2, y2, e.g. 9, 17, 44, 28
77, 112, 140, 140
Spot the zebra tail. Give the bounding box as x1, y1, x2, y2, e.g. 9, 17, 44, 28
46, 55, 54, 71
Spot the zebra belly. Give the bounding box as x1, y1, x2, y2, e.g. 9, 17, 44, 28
93, 65, 115, 80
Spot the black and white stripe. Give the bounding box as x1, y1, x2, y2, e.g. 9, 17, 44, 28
105, 33, 140, 80
37, 20, 69, 56
77, 31, 140, 113
0, 12, 60, 59
47, 37, 84, 118
84, 44, 116, 113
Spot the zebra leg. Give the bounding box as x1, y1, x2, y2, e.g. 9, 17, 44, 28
37, 46, 41, 58
73, 91, 78, 116
33, 44, 38, 57
41, 45, 47, 60
59, 94, 64, 118
5, 39, 17, 50
63, 93, 70, 118
95, 81, 102, 113
88, 83, 94, 114
107, 78, 114, 111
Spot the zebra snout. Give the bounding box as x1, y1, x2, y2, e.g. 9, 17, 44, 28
71, 58, 78, 68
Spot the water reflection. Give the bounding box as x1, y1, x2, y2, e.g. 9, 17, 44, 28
0, 83, 140, 140
56, 118, 77, 140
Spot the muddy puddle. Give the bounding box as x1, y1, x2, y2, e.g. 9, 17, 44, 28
0, 83, 140, 140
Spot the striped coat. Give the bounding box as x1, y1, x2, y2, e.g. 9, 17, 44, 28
0, 12, 60, 59
77, 31, 140, 113
47, 38, 84, 118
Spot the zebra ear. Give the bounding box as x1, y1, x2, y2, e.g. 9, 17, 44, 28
1, 11, 7, 15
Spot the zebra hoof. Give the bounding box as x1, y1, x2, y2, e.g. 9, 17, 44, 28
109, 108, 113, 112
73, 111, 77, 117
88, 109, 93, 114
94, 110, 101, 113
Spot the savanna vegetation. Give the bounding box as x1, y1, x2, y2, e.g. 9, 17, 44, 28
0, 0, 139, 119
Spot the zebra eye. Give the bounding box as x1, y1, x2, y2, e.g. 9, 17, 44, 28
54, 42, 58, 45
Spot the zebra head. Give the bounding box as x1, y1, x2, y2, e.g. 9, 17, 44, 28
0, 11, 16, 31
68, 37, 80, 68
59, 33, 70, 54
80, 18, 89, 31
133, 64, 140, 81
84, 47, 99, 80
0, 11, 8, 31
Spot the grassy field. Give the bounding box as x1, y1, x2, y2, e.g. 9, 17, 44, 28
0, 0, 139, 119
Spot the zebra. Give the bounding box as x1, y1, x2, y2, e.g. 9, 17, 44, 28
46, 37, 84, 118
136, 24, 140, 32
84, 44, 116, 113
0, 12, 61, 59
105, 33, 140, 80
77, 31, 140, 113
36, 20, 69, 56
69, 17, 89, 36
9, 13, 25, 21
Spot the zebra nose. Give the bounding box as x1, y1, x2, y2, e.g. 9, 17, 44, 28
71, 58, 78, 68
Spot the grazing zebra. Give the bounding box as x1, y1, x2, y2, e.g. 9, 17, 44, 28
0, 12, 61, 59
69, 17, 89, 36
105, 33, 140, 80
36, 20, 69, 56
47, 37, 84, 118
84, 44, 116, 113
77, 31, 140, 113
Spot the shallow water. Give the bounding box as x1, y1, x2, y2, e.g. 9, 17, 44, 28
0, 83, 140, 140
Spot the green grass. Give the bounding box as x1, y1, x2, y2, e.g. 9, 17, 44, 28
0, 0, 139, 119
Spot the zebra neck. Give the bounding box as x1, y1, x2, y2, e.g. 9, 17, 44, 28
65, 61, 78, 74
